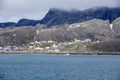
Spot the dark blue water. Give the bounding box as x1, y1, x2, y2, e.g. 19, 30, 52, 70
0, 54, 120, 80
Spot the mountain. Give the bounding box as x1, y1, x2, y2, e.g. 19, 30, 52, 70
41, 7, 120, 27
16, 19, 37, 26
0, 22, 16, 28
0, 17, 120, 48
36, 19, 112, 42
0, 7, 120, 28
0, 26, 36, 46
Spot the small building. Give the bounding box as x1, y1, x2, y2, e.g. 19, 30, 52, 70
84, 39, 91, 42
14, 47, 19, 51
34, 47, 44, 51
52, 44, 58, 48
3, 47, 9, 51
54, 49, 60, 52
0, 47, 3, 50
59, 45, 66, 50
45, 46, 50, 50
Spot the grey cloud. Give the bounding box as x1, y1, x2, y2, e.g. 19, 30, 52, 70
0, 0, 119, 22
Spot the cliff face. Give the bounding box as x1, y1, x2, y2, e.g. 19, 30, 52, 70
1, 7, 120, 28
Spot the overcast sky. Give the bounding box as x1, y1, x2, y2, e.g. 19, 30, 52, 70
0, 0, 119, 22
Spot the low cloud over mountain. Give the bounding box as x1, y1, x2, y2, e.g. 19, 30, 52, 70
0, 0, 118, 22
0, 7, 120, 28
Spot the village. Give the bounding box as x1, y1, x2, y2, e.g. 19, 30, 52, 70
0, 38, 100, 53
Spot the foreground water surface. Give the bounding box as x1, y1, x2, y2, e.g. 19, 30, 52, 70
0, 54, 120, 80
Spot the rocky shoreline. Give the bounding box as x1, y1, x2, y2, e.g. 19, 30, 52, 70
1, 51, 120, 55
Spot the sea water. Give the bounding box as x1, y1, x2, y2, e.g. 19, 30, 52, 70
0, 54, 120, 80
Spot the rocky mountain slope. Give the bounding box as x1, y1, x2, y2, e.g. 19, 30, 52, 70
0, 27, 36, 46
0, 17, 120, 47
112, 17, 120, 39
36, 19, 113, 42
91, 39, 120, 52
0, 7, 120, 28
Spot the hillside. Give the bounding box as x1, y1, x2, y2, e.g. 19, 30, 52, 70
36, 19, 112, 42
0, 17, 120, 46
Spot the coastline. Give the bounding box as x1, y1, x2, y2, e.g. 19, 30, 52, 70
1, 51, 120, 55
